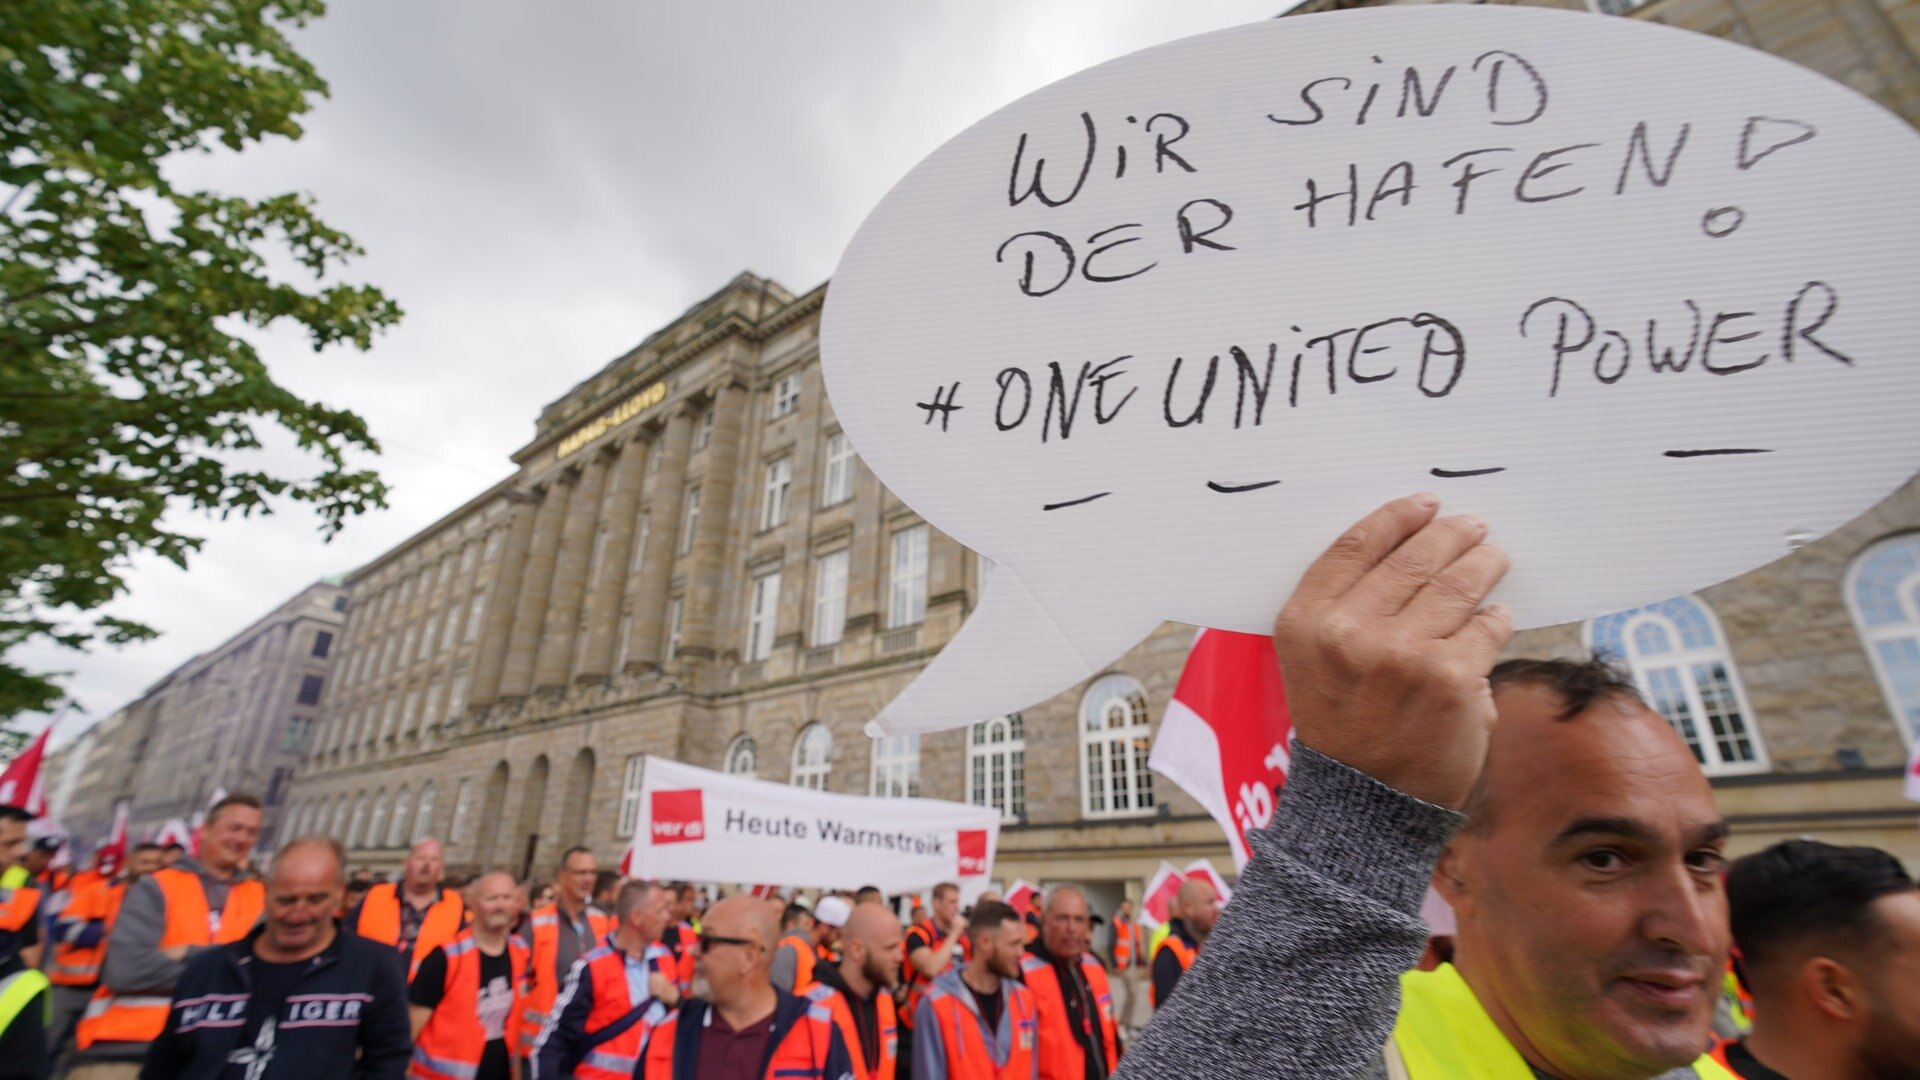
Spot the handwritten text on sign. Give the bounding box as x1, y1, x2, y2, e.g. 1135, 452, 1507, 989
819, 7, 1920, 735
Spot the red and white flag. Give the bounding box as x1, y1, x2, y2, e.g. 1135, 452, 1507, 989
1139, 861, 1184, 929
0, 724, 50, 816
96, 801, 130, 879
1182, 858, 1234, 906
1906, 739, 1920, 803
1003, 879, 1039, 918
1148, 629, 1294, 869
153, 817, 194, 850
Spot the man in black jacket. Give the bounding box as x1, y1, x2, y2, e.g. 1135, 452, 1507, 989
140, 836, 411, 1080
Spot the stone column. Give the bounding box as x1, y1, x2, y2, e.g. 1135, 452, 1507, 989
498, 477, 573, 701
468, 498, 537, 707
533, 453, 608, 693
625, 408, 695, 669
574, 437, 649, 682
679, 382, 747, 661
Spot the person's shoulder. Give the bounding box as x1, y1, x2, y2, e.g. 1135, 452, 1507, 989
177, 938, 245, 984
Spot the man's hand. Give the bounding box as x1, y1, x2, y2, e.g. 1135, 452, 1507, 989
1273, 494, 1513, 809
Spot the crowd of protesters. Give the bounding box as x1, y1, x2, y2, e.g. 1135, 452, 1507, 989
3, 498, 1919, 1079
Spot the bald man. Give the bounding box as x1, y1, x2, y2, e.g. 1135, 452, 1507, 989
814, 901, 906, 1079
1150, 878, 1217, 1009
1022, 887, 1117, 1080
141, 837, 412, 1079
640, 895, 858, 1078
411, 871, 528, 1080
348, 837, 465, 978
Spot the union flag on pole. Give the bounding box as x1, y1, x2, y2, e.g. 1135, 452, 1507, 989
0, 724, 50, 816
1148, 629, 1293, 869
96, 801, 130, 879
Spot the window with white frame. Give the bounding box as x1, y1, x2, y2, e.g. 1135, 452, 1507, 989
695, 407, 715, 450
725, 735, 758, 777
436, 557, 452, 592
483, 530, 502, 564
403, 689, 421, 736
465, 592, 486, 643
761, 457, 792, 529
630, 511, 651, 574
365, 790, 388, 849
679, 487, 701, 554
667, 596, 685, 659
618, 755, 644, 837
411, 783, 435, 845
460, 542, 478, 576
969, 714, 1027, 822
1845, 534, 1920, 744
812, 551, 848, 646
449, 779, 474, 842
746, 570, 781, 662
1080, 674, 1156, 817
1585, 596, 1766, 775
439, 605, 459, 650
771, 372, 801, 418
400, 627, 418, 668
889, 526, 928, 627
450, 671, 470, 720
387, 787, 411, 848
871, 733, 921, 798
822, 432, 855, 506
346, 795, 367, 847
420, 614, 439, 660
379, 698, 399, 741
792, 723, 832, 790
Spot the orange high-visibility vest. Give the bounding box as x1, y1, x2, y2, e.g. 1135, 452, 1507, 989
1019, 953, 1117, 1080
409, 931, 530, 1080
0, 875, 41, 934
924, 977, 1038, 1080
901, 919, 969, 1031
1150, 936, 1196, 1007
1110, 916, 1137, 971
517, 903, 615, 1058
660, 922, 697, 994
823, 983, 898, 1080
779, 931, 819, 993
48, 878, 125, 987
75, 868, 263, 1048
641, 997, 841, 1079
562, 942, 667, 1080
355, 882, 466, 979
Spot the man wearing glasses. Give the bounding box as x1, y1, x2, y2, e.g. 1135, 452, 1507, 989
641, 895, 859, 1079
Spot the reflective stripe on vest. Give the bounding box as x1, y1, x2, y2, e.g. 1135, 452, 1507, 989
1111, 917, 1135, 970
925, 981, 1037, 1080
571, 942, 665, 1080
410, 931, 528, 1080
0, 969, 51, 1036
1149, 936, 1196, 1007
642, 1002, 838, 1080
519, 903, 615, 1057
1389, 964, 1739, 1080
48, 879, 122, 987
1019, 953, 1116, 1080
74, 869, 263, 1049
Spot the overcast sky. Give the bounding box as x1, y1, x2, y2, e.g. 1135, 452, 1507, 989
14, 0, 1288, 745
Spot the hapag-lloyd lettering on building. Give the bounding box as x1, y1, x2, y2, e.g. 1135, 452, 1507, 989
630, 756, 1001, 896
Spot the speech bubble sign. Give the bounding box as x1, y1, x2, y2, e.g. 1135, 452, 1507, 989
820, 6, 1920, 736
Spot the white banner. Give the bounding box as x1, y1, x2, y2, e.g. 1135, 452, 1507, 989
625, 756, 1002, 897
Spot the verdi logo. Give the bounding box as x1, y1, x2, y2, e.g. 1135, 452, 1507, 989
651, 789, 705, 845
956, 829, 988, 876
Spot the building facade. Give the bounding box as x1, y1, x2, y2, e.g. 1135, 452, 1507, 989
277, 0, 1920, 909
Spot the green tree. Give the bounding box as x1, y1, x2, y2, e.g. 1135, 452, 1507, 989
0, 0, 399, 717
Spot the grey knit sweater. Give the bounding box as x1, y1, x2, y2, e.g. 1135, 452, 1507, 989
1115, 746, 1696, 1080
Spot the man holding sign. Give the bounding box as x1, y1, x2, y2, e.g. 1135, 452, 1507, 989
1112, 496, 1734, 1079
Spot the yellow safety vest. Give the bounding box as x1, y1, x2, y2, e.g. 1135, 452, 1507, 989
0, 967, 52, 1037
1387, 964, 1737, 1080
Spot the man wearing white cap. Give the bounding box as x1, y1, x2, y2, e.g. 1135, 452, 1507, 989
772, 895, 849, 994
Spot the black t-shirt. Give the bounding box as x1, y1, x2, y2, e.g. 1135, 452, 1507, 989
964, 981, 1004, 1037
221, 955, 308, 1079
409, 945, 513, 1080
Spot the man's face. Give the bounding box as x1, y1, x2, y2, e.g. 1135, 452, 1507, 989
264, 846, 344, 956
1441, 684, 1729, 1078
204, 805, 262, 872
636, 887, 673, 943
23, 848, 51, 873
861, 922, 904, 989
1858, 891, 1920, 1075
977, 920, 1027, 979
473, 873, 519, 934
673, 889, 695, 921
1118, 901, 1132, 919
933, 889, 960, 928
404, 841, 443, 890
697, 898, 770, 1004
0, 819, 24, 869
557, 852, 596, 904
1043, 891, 1092, 957
127, 848, 163, 882
1186, 883, 1221, 937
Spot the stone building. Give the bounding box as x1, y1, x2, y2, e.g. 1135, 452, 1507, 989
279, 0, 1920, 909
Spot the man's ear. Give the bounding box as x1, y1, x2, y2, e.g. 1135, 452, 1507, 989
1800, 955, 1868, 1024
1432, 842, 1471, 917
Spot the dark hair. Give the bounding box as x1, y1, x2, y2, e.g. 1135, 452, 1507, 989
558, 845, 594, 869
616, 880, 667, 920
161, 842, 186, 854
132, 842, 163, 855
931, 882, 959, 902
593, 870, 620, 896
0, 806, 33, 824
1489, 654, 1644, 720
855, 886, 883, 903
968, 900, 1021, 935
783, 902, 812, 930
1727, 839, 1916, 983
207, 792, 263, 824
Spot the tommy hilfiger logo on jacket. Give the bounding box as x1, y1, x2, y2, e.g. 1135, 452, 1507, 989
178, 992, 373, 1032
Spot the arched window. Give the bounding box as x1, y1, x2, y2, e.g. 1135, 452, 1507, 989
366, 789, 389, 850
1586, 595, 1766, 775
347, 793, 369, 850
412, 783, 436, 845
969, 714, 1026, 822
1080, 674, 1156, 817
725, 735, 758, 778
870, 734, 921, 798
1845, 533, 1920, 744
791, 724, 832, 791
388, 787, 412, 848
329, 796, 348, 841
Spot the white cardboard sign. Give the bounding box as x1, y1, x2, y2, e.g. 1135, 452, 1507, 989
624, 756, 1001, 896
820, 7, 1920, 735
